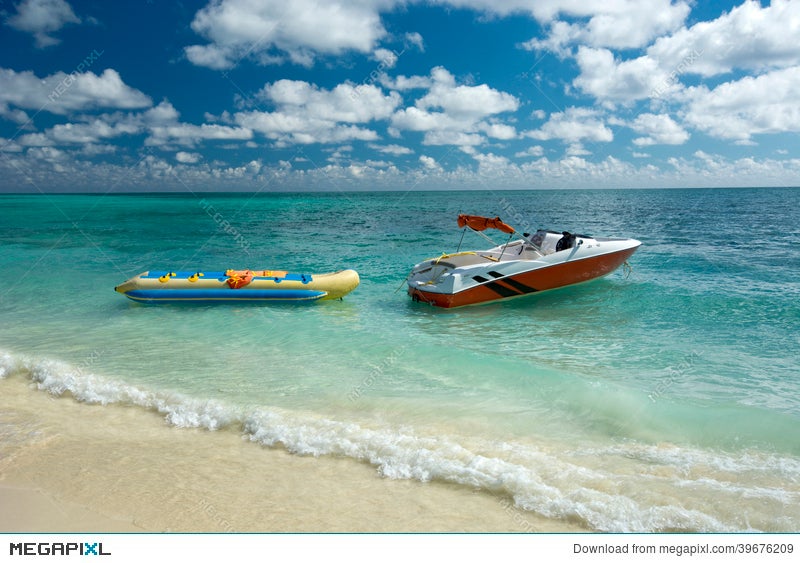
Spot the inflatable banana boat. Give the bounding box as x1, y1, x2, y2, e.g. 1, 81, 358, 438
115, 269, 359, 303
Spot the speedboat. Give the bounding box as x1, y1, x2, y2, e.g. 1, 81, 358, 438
406, 215, 640, 308
115, 269, 359, 304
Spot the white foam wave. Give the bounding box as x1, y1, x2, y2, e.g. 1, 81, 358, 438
2, 349, 797, 532
582, 443, 800, 479
0, 351, 22, 379
241, 409, 736, 532
1, 350, 236, 431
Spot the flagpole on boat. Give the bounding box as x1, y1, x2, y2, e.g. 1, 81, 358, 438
496, 231, 515, 261
455, 210, 467, 252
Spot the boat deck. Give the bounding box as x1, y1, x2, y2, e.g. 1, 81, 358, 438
424, 240, 545, 270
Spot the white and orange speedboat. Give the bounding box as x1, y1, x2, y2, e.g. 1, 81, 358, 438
406, 215, 640, 308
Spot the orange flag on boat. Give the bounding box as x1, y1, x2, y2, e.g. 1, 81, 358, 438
457, 214, 515, 234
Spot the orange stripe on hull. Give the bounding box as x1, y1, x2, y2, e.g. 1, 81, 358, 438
408, 247, 638, 308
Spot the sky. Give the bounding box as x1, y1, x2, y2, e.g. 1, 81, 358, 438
1, 0, 799, 192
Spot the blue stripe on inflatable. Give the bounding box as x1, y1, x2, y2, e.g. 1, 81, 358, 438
123, 289, 326, 301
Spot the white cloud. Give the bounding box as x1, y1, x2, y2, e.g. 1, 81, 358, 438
378, 73, 433, 91
478, 121, 517, 140
5, 143, 800, 192
421, 131, 484, 146
372, 48, 399, 69
565, 143, 591, 156
259, 80, 401, 123
661, 151, 800, 187
0, 105, 31, 126
518, 154, 639, 186
0, 138, 23, 152
183, 44, 235, 71
12, 99, 252, 150
0, 68, 151, 115
433, 0, 683, 23
472, 152, 518, 176
571, 1, 800, 106
513, 0, 690, 51
185, 0, 390, 69
26, 146, 66, 162
236, 80, 400, 145
79, 143, 116, 156
19, 119, 139, 146
629, 113, 689, 146
369, 143, 413, 155
681, 66, 800, 142
525, 107, 613, 144
15, 132, 52, 147
419, 155, 441, 171
6, 0, 80, 48
520, 21, 580, 58
648, 0, 800, 77
147, 123, 253, 147
416, 67, 519, 117
390, 67, 518, 147
325, 145, 353, 155
514, 145, 544, 158
572, 0, 689, 50
391, 106, 463, 132
573, 47, 668, 104
142, 100, 181, 124
404, 31, 425, 52
175, 151, 202, 164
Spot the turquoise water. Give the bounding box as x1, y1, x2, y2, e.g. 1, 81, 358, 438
1, 188, 799, 531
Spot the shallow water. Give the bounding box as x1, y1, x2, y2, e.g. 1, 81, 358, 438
1, 188, 798, 531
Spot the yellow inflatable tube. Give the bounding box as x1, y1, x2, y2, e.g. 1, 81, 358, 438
115, 269, 360, 303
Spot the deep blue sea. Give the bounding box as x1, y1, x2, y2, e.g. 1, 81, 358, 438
1, 188, 798, 532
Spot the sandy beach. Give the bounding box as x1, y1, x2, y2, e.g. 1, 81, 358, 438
0, 376, 580, 533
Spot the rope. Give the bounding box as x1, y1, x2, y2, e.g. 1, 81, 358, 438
434, 251, 476, 263
394, 275, 410, 294
455, 228, 467, 253
623, 261, 633, 279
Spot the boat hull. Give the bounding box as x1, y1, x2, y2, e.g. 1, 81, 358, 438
115, 269, 360, 304
408, 245, 638, 308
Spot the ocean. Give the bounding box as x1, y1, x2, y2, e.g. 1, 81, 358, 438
1, 187, 798, 532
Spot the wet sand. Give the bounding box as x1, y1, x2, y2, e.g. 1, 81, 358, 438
0, 376, 581, 533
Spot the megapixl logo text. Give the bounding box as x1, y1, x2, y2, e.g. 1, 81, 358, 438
9, 542, 111, 556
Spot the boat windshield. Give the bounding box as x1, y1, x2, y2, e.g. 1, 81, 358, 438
527, 230, 562, 254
